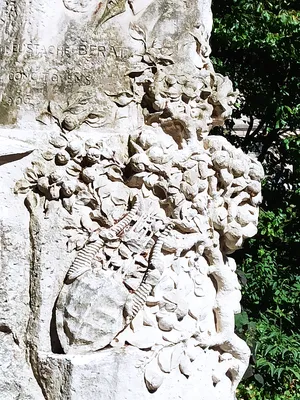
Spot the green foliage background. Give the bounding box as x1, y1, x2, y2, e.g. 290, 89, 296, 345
211, 1, 300, 398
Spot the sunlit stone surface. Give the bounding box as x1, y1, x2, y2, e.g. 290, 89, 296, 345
0, 1, 263, 399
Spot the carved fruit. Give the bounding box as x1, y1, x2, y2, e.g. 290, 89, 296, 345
67, 140, 83, 157
56, 151, 70, 165
81, 167, 97, 183
49, 185, 60, 200
56, 270, 128, 354
49, 136, 67, 148
62, 114, 78, 131
86, 148, 101, 165
61, 181, 76, 198
37, 177, 50, 195
49, 171, 64, 185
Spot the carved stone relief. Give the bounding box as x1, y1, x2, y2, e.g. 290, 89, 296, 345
0, 1, 263, 399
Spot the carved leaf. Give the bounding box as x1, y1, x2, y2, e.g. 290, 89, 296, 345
106, 166, 122, 182
63, 0, 91, 13
25, 191, 39, 212
76, 190, 99, 208
63, 216, 79, 230
155, 55, 174, 66
143, 307, 158, 327
129, 23, 146, 44
62, 197, 74, 214
94, 174, 109, 189
42, 150, 55, 161
48, 101, 64, 120
66, 105, 86, 115
170, 343, 184, 370
126, 63, 150, 76
130, 309, 144, 332
158, 346, 173, 373
36, 112, 53, 125
66, 163, 82, 177
111, 193, 127, 206
80, 214, 99, 232
24, 168, 38, 183
145, 361, 164, 392
128, 138, 144, 155
67, 237, 77, 252
67, 94, 92, 109
14, 179, 32, 194
76, 235, 88, 250
143, 53, 156, 65
85, 113, 104, 127
126, 326, 161, 349
105, 90, 134, 107
179, 353, 193, 377
96, 0, 126, 26
32, 161, 47, 177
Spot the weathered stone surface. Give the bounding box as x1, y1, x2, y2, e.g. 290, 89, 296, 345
37, 347, 225, 400
0, 1, 263, 399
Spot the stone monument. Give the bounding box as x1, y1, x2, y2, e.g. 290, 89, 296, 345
0, 1, 264, 399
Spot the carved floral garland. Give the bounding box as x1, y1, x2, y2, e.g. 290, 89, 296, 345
16, 119, 263, 393
14, 17, 263, 395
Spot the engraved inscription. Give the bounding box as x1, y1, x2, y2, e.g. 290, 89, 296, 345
0, 37, 133, 115
0, 42, 131, 60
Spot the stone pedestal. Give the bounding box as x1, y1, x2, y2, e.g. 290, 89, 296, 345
0, 1, 263, 399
